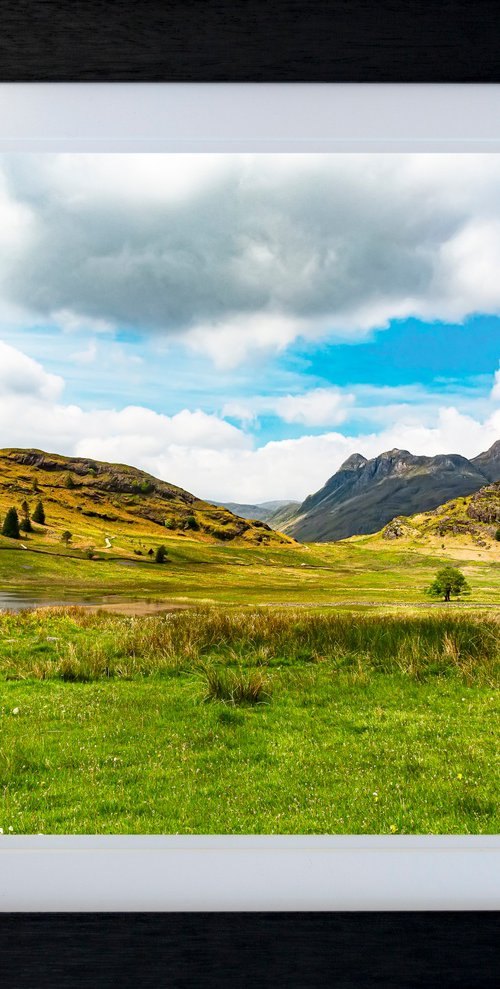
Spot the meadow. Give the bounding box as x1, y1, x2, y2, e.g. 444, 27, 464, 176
1, 605, 498, 834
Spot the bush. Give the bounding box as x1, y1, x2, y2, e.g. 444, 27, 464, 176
184, 515, 199, 531
61, 530, 72, 546
495, 528, 500, 542
155, 545, 168, 564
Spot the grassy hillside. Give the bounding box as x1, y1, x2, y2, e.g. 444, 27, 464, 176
0, 448, 293, 553
377, 481, 500, 553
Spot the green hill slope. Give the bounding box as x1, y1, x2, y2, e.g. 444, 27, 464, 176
377, 480, 500, 550
0, 448, 293, 552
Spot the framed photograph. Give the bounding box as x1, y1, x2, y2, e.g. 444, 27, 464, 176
0, 4, 499, 986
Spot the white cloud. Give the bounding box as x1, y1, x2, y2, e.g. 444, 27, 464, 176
2, 153, 500, 365
53, 309, 115, 336
0, 340, 499, 504
184, 312, 303, 370
491, 365, 500, 402
274, 388, 355, 426
0, 340, 63, 401
70, 340, 98, 364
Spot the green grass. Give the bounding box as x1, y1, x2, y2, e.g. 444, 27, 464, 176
1, 534, 500, 607
0, 607, 498, 833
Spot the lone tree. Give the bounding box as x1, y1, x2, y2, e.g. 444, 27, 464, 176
61, 530, 72, 546
426, 566, 470, 603
2, 507, 20, 539
32, 477, 39, 493
20, 499, 32, 533
155, 545, 167, 564
65, 474, 75, 489
32, 500, 46, 525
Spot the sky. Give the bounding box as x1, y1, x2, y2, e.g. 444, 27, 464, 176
0, 152, 499, 503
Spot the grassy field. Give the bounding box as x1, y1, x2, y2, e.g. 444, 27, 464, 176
1, 470, 499, 835
2, 529, 500, 608
0, 606, 498, 834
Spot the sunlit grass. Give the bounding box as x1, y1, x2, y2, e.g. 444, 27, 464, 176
0, 606, 498, 834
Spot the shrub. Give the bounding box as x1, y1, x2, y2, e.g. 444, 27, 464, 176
184, 515, 199, 531
155, 545, 168, 564
61, 530, 72, 546
495, 528, 500, 542
65, 474, 75, 489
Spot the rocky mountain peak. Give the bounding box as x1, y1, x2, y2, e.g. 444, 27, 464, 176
339, 453, 368, 471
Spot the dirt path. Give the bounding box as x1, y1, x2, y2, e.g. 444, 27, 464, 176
260, 599, 500, 610
84, 601, 191, 616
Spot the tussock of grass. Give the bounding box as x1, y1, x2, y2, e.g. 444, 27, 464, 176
199, 663, 272, 705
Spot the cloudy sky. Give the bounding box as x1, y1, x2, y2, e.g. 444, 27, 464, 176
0, 152, 499, 502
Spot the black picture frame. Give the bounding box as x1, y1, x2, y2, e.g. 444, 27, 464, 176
1, 912, 498, 988
0, 4, 498, 987
0, 0, 499, 82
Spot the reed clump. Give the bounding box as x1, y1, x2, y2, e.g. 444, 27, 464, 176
0, 606, 498, 686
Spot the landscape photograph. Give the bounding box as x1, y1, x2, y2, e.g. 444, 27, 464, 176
0, 152, 498, 834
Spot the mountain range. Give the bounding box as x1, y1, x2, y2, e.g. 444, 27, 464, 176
281, 440, 500, 542
214, 499, 300, 526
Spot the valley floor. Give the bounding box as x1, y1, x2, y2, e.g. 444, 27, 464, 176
0, 605, 498, 834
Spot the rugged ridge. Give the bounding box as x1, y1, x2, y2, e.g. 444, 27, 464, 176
285, 441, 500, 542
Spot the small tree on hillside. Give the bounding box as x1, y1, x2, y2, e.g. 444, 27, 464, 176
426, 566, 470, 603
65, 474, 75, 489
61, 530, 72, 546
20, 499, 32, 533
32, 477, 39, 493
495, 528, 500, 542
2, 507, 20, 539
155, 545, 167, 564
32, 500, 46, 525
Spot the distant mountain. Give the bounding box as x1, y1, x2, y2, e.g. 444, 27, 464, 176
214, 499, 300, 525
284, 441, 500, 542
0, 449, 293, 547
